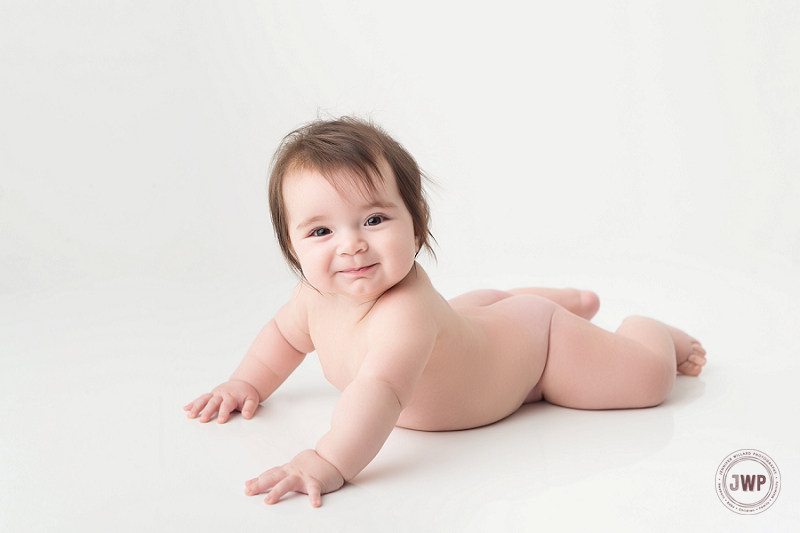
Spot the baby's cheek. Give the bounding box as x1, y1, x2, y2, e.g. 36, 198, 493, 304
402, 234, 419, 259
310, 250, 336, 276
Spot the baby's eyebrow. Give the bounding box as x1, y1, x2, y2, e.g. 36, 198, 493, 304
296, 215, 326, 230
295, 202, 398, 231
360, 201, 398, 211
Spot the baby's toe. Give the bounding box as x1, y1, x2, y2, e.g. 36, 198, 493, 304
692, 342, 706, 356
677, 363, 699, 376
688, 353, 706, 366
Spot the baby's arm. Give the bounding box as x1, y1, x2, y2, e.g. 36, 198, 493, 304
245, 294, 437, 506
185, 286, 312, 423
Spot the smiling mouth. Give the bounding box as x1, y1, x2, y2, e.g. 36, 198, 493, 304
339, 264, 376, 274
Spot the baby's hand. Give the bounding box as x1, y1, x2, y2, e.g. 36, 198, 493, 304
244, 449, 345, 508
183, 380, 260, 423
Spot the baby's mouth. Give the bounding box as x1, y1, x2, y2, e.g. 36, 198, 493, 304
339, 264, 376, 274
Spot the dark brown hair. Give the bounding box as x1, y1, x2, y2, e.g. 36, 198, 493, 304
268, 117, 435, 274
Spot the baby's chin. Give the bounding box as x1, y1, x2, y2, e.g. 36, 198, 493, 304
338, 277, 408, 301
335, 280, 395, 301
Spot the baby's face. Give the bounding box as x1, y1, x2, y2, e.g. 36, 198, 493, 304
283, 162, 418, 302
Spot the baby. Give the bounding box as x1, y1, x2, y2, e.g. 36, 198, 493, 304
184, 117, 706, 507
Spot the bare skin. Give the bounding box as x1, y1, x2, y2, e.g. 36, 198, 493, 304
184, 165, 707, 507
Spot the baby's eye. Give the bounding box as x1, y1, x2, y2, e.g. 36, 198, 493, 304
310, 227, 331, 237
365, 215, 385, 226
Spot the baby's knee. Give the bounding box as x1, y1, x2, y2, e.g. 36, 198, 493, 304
636, 353, 677, 407
640, 376, 675, 407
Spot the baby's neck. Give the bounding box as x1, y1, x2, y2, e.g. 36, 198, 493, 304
324, 262, 426, 317
328, 292, 382, 320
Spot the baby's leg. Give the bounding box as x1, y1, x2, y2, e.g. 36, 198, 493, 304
448, 289, 513, 308
508, 287, 600, 320
538, 310, 706, 409
447, 288, 599, 320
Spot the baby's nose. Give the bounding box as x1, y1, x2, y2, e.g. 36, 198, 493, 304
337, 231, 368, 255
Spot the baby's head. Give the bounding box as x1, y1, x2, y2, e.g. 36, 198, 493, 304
268, 117, 434, 275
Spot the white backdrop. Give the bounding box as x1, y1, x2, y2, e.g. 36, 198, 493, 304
2, 2, 799, 532
2, 1, 798, 298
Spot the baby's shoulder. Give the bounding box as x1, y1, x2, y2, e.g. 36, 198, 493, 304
367, 271, 445, 334
274, 282, 314, 353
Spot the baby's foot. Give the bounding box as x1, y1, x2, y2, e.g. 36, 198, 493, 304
677, 341, 706, 375
666, 325, 707, 376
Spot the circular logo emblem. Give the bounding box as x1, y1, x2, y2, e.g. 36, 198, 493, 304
716, 449, 780, 514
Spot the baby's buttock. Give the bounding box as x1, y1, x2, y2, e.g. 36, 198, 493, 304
397, 294, 557, 431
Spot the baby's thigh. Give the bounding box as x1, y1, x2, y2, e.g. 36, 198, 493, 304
540, 309, 671, 409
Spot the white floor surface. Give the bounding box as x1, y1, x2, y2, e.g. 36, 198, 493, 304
2, 259, 799, 532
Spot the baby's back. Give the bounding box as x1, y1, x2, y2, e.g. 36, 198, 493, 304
296, 267, 553, 431
396, 285, 554, 431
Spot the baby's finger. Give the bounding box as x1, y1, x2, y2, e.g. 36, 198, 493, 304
242, 397, 259, 419
198, 395, 223, 423
185, 394, 212, 418
307, 481, 322, 508
245, 468, 287, 495
264, 475, 301, 505
216, 394, 238, 424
